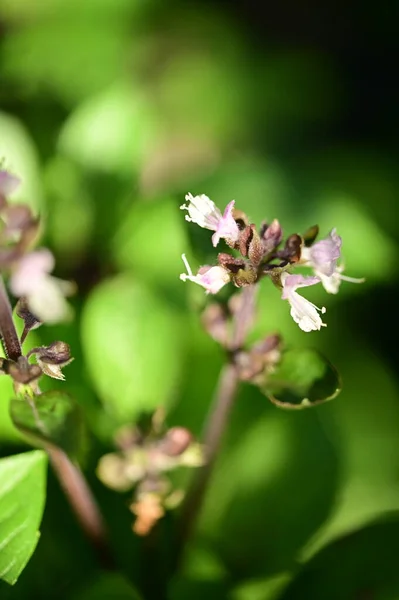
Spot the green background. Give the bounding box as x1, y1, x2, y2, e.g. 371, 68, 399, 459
1, 0, 398, 598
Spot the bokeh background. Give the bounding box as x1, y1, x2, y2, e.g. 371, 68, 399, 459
1, 0, 399, 598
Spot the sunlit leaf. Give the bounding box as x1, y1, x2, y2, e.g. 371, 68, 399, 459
81, 275, 184, 427
58, 83, 158, 172
231, 572, 292, 600
261, 348, 341, 409
2, 22, 130, 104
0, 112, 43, 211
113, 197, 188, 286
10, 391, 84, 456
0, 450, 47, 585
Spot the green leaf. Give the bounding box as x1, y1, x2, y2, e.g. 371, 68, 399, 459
197, 385, 339, 578
0, 450, 47, 585
10, 391, 84, 457
58, 83, 158, 172
0, 112, 43, 212
113, 197, 188, 287
280, 514, 399, 600
81, 275, 184, 427
261, 348, 341, 409
231, 572, 292, 600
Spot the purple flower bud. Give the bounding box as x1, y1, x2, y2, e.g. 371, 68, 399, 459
261, 219, 283, 253
158, 427, 193, 457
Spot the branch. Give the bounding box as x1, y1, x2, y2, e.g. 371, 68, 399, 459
0, 275, 22, 360
47, 445, 115, 570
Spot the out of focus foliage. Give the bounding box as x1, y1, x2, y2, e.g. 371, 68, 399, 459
0, 0, 398, 598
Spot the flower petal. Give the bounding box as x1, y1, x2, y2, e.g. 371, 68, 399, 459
0, 170, 21, 198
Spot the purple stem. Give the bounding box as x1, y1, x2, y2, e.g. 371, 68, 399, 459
174, 284, 257, 568
0, 275, 22, 360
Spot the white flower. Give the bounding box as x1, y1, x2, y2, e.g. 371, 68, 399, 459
180, 193, 240, 247
281, 272, 326, 332
10, 249, 74, 323
302, 229, 364, 294
180, 254, 230, 294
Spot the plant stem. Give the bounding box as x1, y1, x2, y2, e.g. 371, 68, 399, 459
174, 284, 257, 569
47, 445, 115, 570
0, 275, 22, 360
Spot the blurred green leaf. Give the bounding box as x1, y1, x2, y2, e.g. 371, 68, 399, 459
198, 388, 339, 578
171, 544, 229, 600
0, 378, 22, 444
10, 391, 84, 457
71, 572, 141, 600
0, 450, 47, 585
2, 21, 130, 104
280, 514, 399, 600
58, 83, 159, 172
0, 0, 139, 21
201, 159, 291, 226
44, 156, 95, 265
261, 348, 341, 409
231, 572, 292, 600
155, 50, 247, 143
300, 344, 399, 561
113, 197, 187, 286
0, 112, 43, 211
81, 275, 184, 427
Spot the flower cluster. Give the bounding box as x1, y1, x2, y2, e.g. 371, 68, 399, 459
0, 169, 74, 393
180, 193, 364, 332
97, 412, 203, 536
0, 169, 73, 325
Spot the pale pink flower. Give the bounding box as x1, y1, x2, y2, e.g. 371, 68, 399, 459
302, 229, 364, 294
10, 249, 73, 323
281, 272, 326, 332
180, 193, 239, 247
180, 254, 230, 294
0, 170, 21, 198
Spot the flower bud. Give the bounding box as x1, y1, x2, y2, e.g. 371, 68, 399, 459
238, 225, 253, 257
235, 334, 282, 382
260, 219, 283, 254
217, 253, 246, 273
302, 224, 319, 247
232, 266, 258, 287
158, 427, 193, 457
130, 492, 165, 536
247, 226, 264, 266
16, 298, 42, 343
278, 234, 302, 263
29, 341, 73, 380
201, 302, 229, 346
